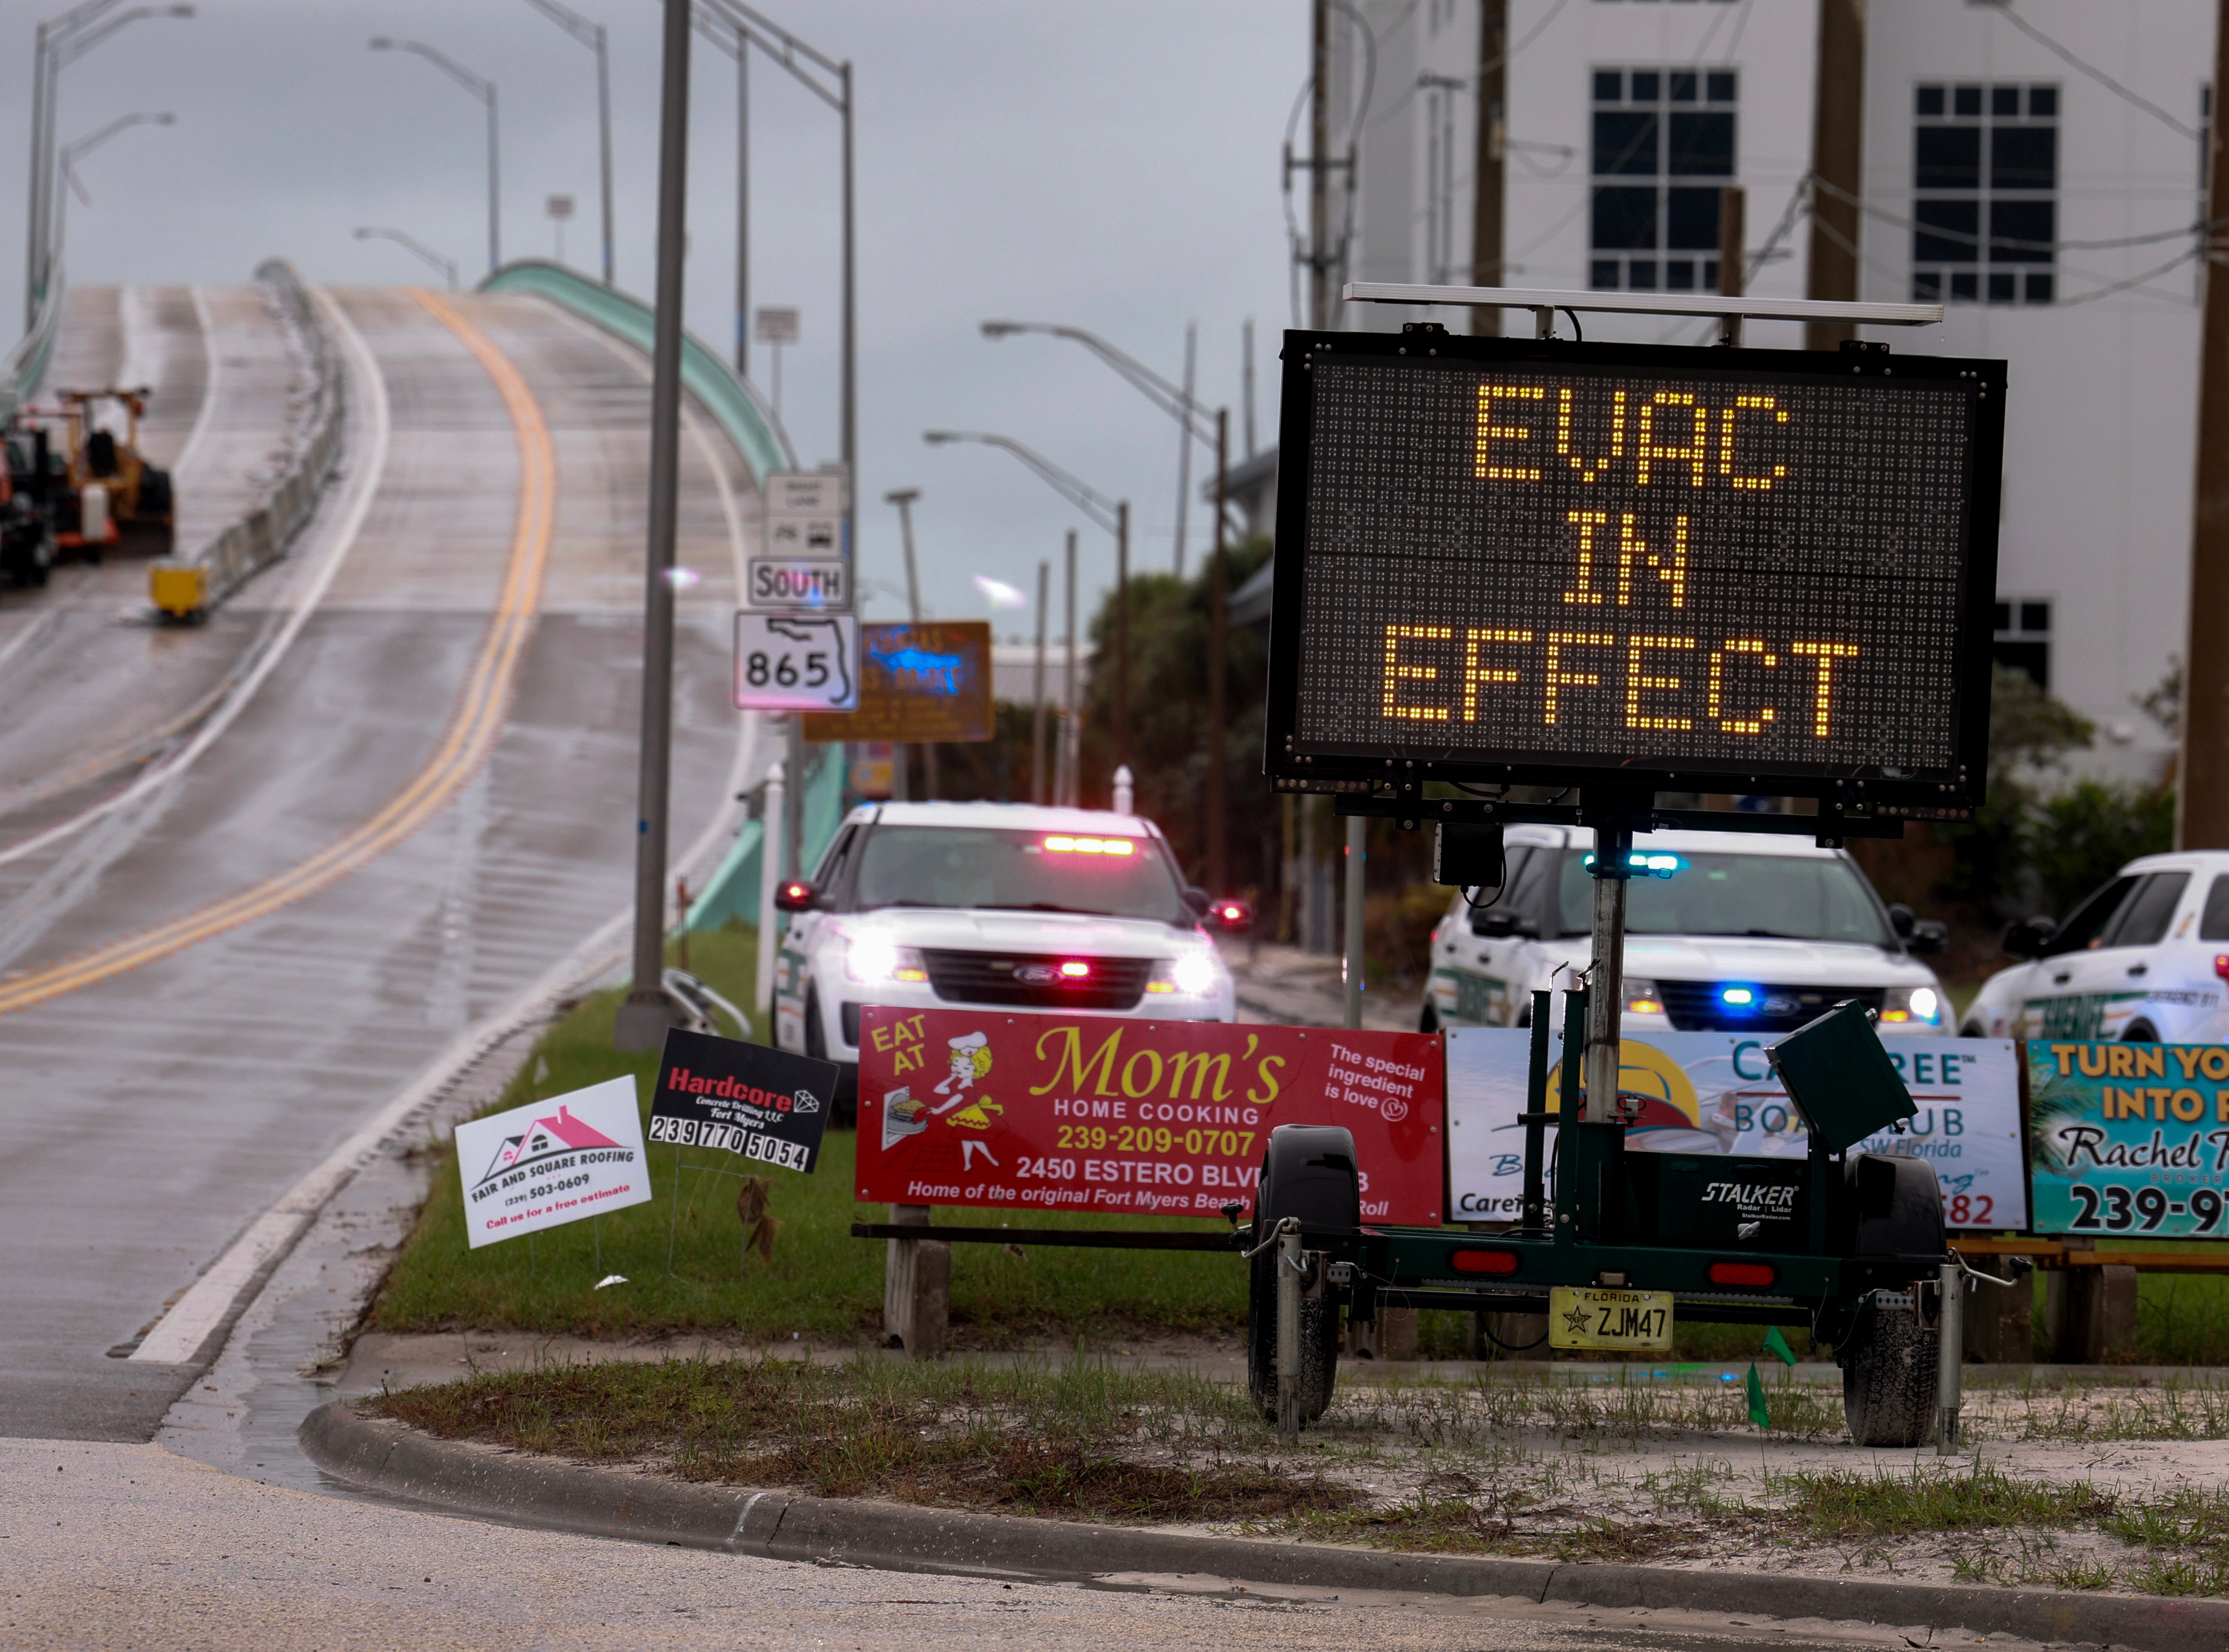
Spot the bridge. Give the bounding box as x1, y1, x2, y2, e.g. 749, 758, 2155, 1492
0, 261, 787, 1441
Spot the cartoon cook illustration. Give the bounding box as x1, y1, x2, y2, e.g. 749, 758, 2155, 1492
929, 1030, 1005, 1172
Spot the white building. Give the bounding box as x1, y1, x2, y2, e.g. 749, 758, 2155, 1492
1319, 0, 2209, 780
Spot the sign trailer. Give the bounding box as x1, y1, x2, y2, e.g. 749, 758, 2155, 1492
1236, 285, 2000, 1448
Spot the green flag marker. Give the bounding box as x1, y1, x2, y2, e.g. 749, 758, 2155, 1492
1764, 1325, 1797, 1367
1746, 1361, 1770, 1428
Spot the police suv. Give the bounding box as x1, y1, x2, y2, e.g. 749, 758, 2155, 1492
1423, 825, 1950, 1038
1963, 850, 2229, 1041
772, 801, 1237, 1096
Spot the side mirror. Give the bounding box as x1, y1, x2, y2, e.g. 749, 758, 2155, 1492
1208, 897, 1253, 933
1886, 902, 1918, 939
1472, 908, 1538, 940
1182, 886, 1211, 919
2001, 916, 2056, 961
1908, 919, 1950, 957
774, 879, 819, 914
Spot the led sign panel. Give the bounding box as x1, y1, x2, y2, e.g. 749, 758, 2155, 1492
1266, 333, 2004, 808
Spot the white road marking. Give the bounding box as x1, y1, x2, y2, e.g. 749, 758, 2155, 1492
133, 299, 769, 1368
0, 285, 390, 870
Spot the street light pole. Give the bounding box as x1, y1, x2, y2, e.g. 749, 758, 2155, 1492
369, 38, 500, 275
27, 1, 194, 330
518, 0, 613, 287
54, 111, 174, 261
354, 226, 458, 291
613, 0, 694, 1053
1207, 408, 1228, 894
885, 487, 937, 800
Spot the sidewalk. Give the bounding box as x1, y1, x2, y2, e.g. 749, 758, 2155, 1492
1220, 938, 1419, 1033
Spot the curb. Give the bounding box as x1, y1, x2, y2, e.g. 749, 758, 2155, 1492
302, 1402, 2229, 1650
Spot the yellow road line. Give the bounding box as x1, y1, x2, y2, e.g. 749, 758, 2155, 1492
0, 289, 557, 1018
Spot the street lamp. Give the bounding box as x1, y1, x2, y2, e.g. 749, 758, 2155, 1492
369, 37, 500, 275
697, 0, 854, 495
354, 226, 457, 292
980, 317, 1219, 575
53, 111, 173, 261
517, 0, 614, 288
684, 6, 753, 380
922, 428, 1132, 780
25, 1, 195, 329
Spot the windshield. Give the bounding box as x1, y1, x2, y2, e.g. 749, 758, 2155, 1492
1551, 850, 1891, 945
852, 825, 1191, 923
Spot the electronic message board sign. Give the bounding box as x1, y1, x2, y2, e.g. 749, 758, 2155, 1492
1266, 331, 2005, 811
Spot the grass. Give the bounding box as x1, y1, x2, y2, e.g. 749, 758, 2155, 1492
370, 920, 1249, 1347
369, 1354, 1354, 1523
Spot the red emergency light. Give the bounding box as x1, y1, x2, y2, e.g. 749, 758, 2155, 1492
1044, 835, 1136, 856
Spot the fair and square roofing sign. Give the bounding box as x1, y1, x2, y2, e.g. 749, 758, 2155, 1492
454, 1076, 652, 1248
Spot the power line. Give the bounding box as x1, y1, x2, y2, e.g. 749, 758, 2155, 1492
1985, 3, 2200, 142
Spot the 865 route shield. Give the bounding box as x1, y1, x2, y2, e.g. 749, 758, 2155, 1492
854, 1009, 1444, 1223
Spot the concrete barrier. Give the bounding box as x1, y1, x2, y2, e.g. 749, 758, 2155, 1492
148, 258, 344, 618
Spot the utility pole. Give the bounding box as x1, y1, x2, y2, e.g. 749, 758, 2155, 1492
1208, 409, 1229, 895
1805, 0, 1865, 351
1173, 321, 1196, 577
613, 0, 692, 1052
2179, 0, 2229, 845
885, 487, 935, 800
1062, 530, 1078, 808
1719, 186, 1747, 301
1031, 560, 1049, 806
1242, 319, 1257, 456
1470, 0, 1506, 338
1116, 500, 1131, 772
1310, 0, 1331, 331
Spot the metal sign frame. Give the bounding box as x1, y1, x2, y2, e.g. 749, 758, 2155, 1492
1265, 325, 2006, 814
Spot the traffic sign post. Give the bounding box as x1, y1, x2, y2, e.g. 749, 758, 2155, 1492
1242, 288, 1990, 1445
733, 612, 860, 713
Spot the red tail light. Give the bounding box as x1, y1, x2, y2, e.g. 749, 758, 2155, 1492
1708, 1261, 1776, 1288
1450, 1249, 1519, 1275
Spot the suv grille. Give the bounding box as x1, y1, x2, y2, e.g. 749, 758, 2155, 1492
919, 949, 1153, 1012
1656, 980, 1886, 1034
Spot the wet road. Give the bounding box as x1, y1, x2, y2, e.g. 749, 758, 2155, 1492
0, 285, 760, 1442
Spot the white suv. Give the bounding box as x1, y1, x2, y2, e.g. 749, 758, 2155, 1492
1963, 851, 2229, 1041
772, 801, 1237, 1094
1423, 825, 1951, 1038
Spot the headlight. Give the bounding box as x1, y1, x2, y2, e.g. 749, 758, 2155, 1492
1148, 950, 1223, 997
1881, 986, 1941, 1026
846, 935, 928, 984
1623, 977, 1666, 1015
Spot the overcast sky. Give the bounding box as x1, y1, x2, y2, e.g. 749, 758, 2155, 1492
9, 0, 1307, 632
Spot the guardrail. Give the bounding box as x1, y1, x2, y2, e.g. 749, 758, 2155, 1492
476, 259, 795, 484
148, 259, 345, 619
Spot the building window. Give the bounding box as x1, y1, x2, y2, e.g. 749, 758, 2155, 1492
1912, 82, 2057, 304
1590, 66, 1737, 292
1993, 598, 2051, 688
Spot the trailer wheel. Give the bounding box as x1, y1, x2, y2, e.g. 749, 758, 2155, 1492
1840, 1300, 1937, 1447
1243, 1124, 1356, 1426
1246, 1246, 1338, 1424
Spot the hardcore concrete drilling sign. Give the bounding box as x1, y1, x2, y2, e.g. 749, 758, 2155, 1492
1266, 335, 2006, 807
2030, 1041, 2229, 1238
855, 1009, 1445, 1223
453, 1077, 653, 1248
651, 1027, 838, 1176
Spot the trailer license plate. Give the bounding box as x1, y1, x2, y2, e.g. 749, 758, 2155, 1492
1548, 1287, 1674, 1351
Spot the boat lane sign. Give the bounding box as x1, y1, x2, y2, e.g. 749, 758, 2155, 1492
734, 612, 860, 711
453, 1076, 652, 1248
651, 1027, 838, 1176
